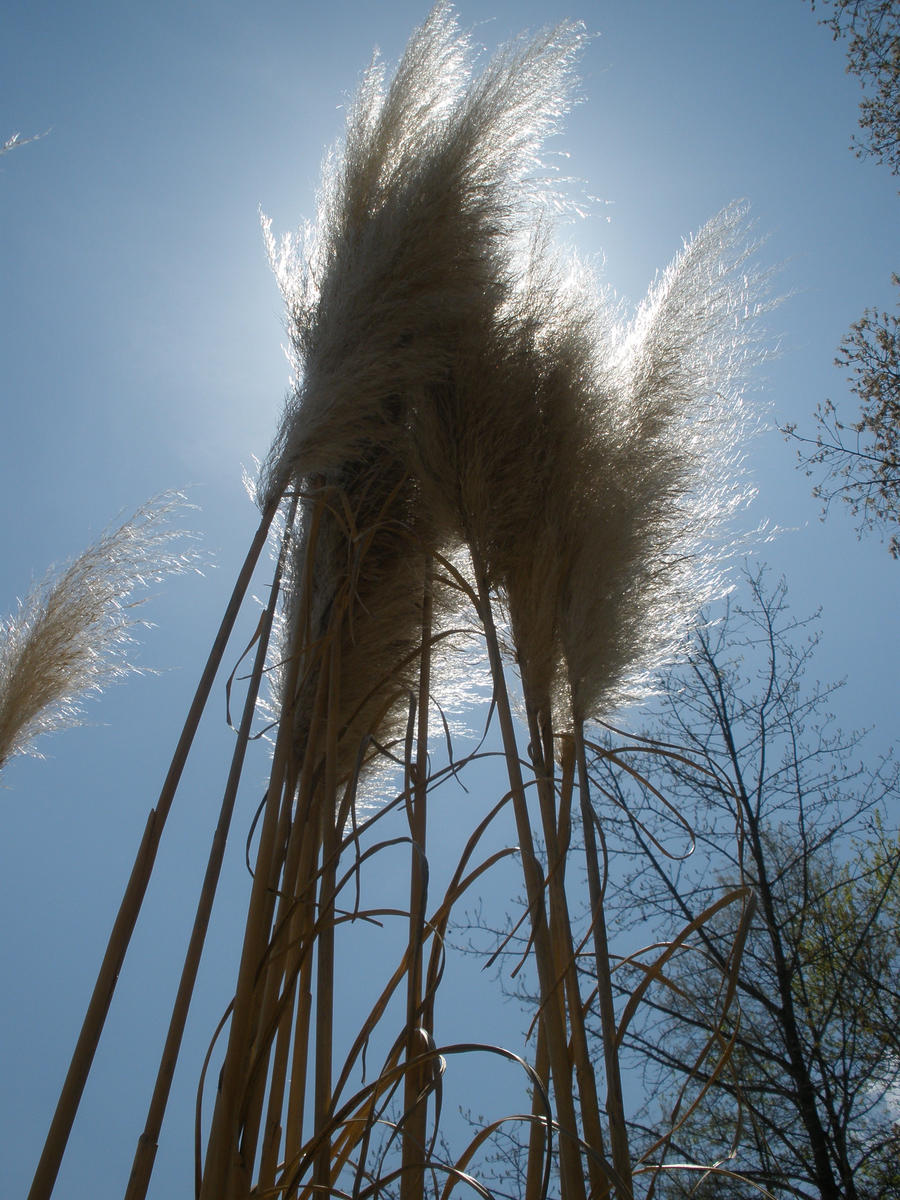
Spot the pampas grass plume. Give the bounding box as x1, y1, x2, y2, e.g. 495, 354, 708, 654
454, 204, 769, 726
0, 494, 196, 768
559, 203, 769, 720
259, 2, 585, 509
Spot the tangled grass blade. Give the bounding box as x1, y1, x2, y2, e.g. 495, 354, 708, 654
0, 493, 197, 768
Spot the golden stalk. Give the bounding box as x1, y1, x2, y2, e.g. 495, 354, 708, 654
29, 504, 276, 1200
401, 562, 434, 1200
524, 1019, 550, 1200
311, 634, 343, 1193
199, 640, 317, 1195
527, 709, 610, 1199
124, 497, 297, 1200
470, 547, 587, 1200
573, 720, 632, 1200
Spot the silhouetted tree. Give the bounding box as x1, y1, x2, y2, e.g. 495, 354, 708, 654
786, 279, 900, 557
596, 568, 900, 1198
813, 0, 900, 174
786, 2, 900, 556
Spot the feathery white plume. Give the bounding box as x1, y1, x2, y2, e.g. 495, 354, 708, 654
559, 203, 768, 719
0, 494, 197, 767
259, 2, 585, 508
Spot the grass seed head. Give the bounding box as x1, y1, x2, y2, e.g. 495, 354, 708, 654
560, 203, 769, 720
259, 4, 585, 510
0, 494, 197, 768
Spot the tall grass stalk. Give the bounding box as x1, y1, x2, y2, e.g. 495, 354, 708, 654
401, 562, 434, 1200
470, 549, 590, 1200
123, 496, 297, 1200
527, 712, 610, 1199
27, 500, 273, 1200
573, 721, 632, 1197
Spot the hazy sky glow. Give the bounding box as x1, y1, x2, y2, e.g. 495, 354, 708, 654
2, 3, 898, 1197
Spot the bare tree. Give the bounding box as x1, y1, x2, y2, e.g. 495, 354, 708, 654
785, 2, 900, 556
594, 568, 900, 1199
785, 278, 900, 557
812, 0, 900, 175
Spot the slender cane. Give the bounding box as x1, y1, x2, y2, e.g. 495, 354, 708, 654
28, 504, 277, 1200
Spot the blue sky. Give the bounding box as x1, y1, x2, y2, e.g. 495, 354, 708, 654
2, 2, 898, 1197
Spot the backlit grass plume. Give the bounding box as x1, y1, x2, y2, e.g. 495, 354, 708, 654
412, 203, 766, 727
259, 1, 584, 507
0, 494, 195, 769
260, 1, 586, 780
558, 202, 767, 722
